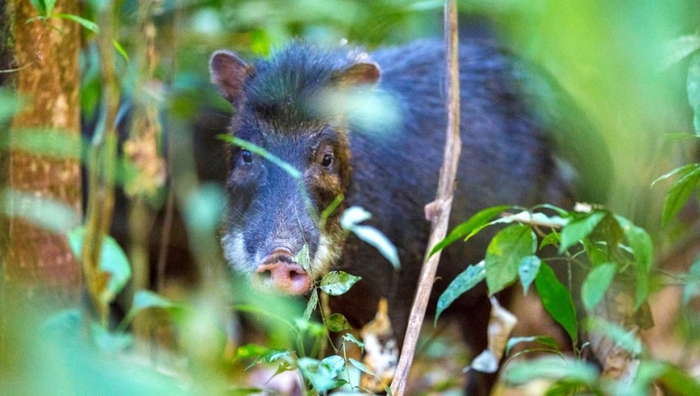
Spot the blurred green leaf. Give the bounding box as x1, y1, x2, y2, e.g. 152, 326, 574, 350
616, 215, 653, 308
29, 0, 47, 16
91, 322, 133, 353
342, 333, 364, 349
218, 135, 301, 179
112, 39, 129, 62
184, 183, 226, 233
518, 255, 541, 295
4, 129, 82, 158
320, 194, 344, 223
688, 53, 700, 135
303, 288, 318, 321
485, 224, 536, 295
349, 357, 374, 376
67, 226, 131, 305
657, 363, 700, 395
581, 263, 616, 311
682, 253, 700, 305
340, 205, 372, 229
535, 263, 578, 343
350, 225, 400, 269
503, 355, 598, 387
664, 35, 700, 69
319, 271, 361, 296
505, 336, 560, 356
0, 89, 21, 122
559, 211, 606, 253
296, 243, 311, 272
662, 166, 700, 224
132, 289, 178, 311
430, 205, 513, 257
586, 318, 642, 355
54, 13, 98, 32
298, 356, 346, 392
435, 261, 485, 324
248, 348, 293, 370
325, 313, 351, 332
4, 189, 80, 232
235, 343, 268, 360
340, 206, 399, 269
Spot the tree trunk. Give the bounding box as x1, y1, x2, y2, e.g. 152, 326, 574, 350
2, 0, 82, 306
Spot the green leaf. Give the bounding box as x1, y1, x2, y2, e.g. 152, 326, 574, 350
319, 271, 361, 296
662, 166, 700, 224
132, 289, 177, 311
295, 243, 311, 272
340, 206, 400, 269
248, 348, 293, 369
665, 35, 700, 69
539, 230, 561, 250
340, 206, 372, 229
518, 255, 541, 295
320, 194, 344, 223
581, 263, 617, 311
67, 226, 131, 305
218, 135, 301, 179
43, 0, 56, 16
54, 14, 99, 32
652, 163, 700, 188
502, 355, 598, 386
117, 290, 181, 332
349, 357, 375, 376
559, 211, 606, 253
435, 262, 485, 324
350, 225, 400, 269
325, 313, 351, 332
303, 288, 318, 321
586, 318, 642, 355
430, 205, 513, 257
30, 0, 47, 16
0, 90, 21, 122
485, 224, 536, 295
616, 216, 654, 308
91, 322, 133, 353
505, 336, 560, 355
112, 39, 129, 62
319, 355, 346, 378
689, 53, 700, 134
535, 263, 578, 343
658, 363, 700, 395
298, 356, 346, 392
235, 343, 268, 360
342, 333, 364, 349
682, 253, 700, 305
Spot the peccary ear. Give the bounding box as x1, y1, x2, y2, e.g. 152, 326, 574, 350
210, 50, 254, 104
331, 62, 381, 87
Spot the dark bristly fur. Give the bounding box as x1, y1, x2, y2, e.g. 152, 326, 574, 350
211, 39, 578, 395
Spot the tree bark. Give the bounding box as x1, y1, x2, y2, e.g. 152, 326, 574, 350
2, 0, 82, 306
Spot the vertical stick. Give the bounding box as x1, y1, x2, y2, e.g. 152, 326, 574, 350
389, 1, 461, 394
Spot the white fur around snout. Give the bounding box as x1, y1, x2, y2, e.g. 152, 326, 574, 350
221, 231, 341, 283
221, 232, 254, 272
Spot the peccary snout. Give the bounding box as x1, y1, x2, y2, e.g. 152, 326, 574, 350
253, 248, 312, 295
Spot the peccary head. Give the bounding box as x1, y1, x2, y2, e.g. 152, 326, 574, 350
210, 44, 380, 295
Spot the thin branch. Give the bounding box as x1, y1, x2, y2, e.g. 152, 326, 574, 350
81, 3, 119, 326
390, 1, 461, 394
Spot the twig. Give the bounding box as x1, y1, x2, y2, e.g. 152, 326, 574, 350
390, 1, 461, 394
81, 3, 119, 327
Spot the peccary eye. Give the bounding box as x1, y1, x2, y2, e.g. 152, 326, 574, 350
321, 153, 334, 168
241, 150, 252, 164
